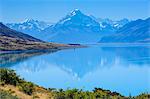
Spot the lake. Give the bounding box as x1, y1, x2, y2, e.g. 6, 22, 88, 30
0, 44, 150, 96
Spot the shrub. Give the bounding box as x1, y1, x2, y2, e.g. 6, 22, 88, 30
18, 82, 35, 95
135, 93, 150, 99
0, 89, 18, 99
0, 68, 35, 95
0, 68, 20, 86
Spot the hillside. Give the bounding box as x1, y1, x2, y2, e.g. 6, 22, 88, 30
0, 22, 79, 51
99, 18, 150, 43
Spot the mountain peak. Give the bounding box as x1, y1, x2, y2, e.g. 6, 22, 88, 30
23, 18, 37, 23
69, 9, 82, 16
56, 9, 85, 24
71, 9, 80, 13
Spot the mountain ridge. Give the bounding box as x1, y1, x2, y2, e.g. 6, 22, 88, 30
6, 9, 130, 43
99, 18, 150, 43
5, 9, 149, 44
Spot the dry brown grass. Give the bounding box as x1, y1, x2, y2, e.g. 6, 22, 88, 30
0, 36, 83, 51
0, 84, 53, 99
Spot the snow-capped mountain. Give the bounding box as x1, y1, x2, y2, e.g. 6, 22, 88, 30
42, 9, 130, 43
42, 9, 102, 43
53, 9, 101, 32
113, 18, 129, 29
6, 19, 51, 38
99, 18, 150, 43
90, 15, 129, 30
5, 9, 130, 43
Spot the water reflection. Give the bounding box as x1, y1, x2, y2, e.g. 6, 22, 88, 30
0, 50, 58, 67
0, 45, 150, 96
101, 46, 150, 66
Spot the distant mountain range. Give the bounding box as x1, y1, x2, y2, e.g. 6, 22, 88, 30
90, 15, 129, 30
6, 19, 52, 39
6, 9, 130, 43
99, 18, 150, 43
5, 9, 149, 43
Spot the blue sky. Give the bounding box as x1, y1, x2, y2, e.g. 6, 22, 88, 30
0, 0, 150, 23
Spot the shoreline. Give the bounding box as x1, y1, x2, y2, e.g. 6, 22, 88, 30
1, 42, 149, 53
0, 43, 86, 54
83, 42, 150, 45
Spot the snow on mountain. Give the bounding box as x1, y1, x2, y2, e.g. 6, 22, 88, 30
54, 9, 100, 31
113, 18, 129, 28
99, 18, 150, 43
21, 19, 50, 30
42, 9, 102, 43
90, 15, 129, 30
6, 19, 51, 38
5, 9, 130, 44
7, 19, 50, 30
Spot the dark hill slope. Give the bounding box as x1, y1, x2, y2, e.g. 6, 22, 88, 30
0, 23, 74, 51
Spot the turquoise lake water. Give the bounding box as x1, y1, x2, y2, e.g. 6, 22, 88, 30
0, 44, 150, 96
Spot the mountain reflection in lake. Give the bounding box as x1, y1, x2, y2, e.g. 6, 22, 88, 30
0, 45, 150, 96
